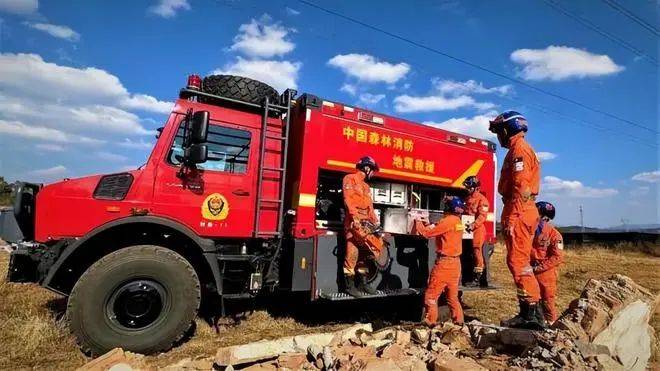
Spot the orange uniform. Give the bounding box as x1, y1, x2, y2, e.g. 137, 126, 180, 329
342, 171, 380, 276
416, 215, 464, 325
498, 133, 541, 303
465, 191, 489, 273
532, 222, 563, 322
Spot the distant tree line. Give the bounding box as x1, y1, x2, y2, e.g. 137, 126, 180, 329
0, 177, 14, 206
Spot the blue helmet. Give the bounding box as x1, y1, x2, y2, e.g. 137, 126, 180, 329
356, 156, 379, 171
536, 201, 556, 220
444, 196, 466, 214
489, 111, 528, 136
462, 175, 480, 190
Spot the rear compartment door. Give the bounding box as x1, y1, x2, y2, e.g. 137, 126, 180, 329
153, 118, 258, 237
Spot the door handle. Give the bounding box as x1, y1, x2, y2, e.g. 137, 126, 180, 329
232, 189, 250, 196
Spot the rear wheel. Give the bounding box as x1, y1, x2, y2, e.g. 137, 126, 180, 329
202, 74, 279, 105
67, 245, 201, 356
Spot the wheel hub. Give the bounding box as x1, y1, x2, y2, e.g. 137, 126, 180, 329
107, 280, 166, 330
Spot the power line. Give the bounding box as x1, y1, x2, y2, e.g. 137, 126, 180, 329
296, 0, 658, 135
600, 0, 660, 37
542, 0, 658, 66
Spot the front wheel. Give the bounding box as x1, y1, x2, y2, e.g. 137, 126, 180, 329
67, 245, 201, 356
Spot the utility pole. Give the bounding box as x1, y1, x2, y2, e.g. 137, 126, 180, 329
579, 205, 584, 232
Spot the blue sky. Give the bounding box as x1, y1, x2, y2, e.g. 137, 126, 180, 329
0, 0, 657, 227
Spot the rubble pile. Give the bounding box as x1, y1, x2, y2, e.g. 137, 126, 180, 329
78, 275, 657, 371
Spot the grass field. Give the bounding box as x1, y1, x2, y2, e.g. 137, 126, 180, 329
0, 244, 658, 369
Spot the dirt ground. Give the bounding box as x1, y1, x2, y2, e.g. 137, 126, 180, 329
0, 244, 658, 369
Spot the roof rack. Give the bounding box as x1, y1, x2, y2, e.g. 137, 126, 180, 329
179, 88, 293, 114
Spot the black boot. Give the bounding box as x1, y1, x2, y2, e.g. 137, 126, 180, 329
356, 274, 378, 295
502, 300, 528, 328
464, 271, 483, 287
529, 303, 548, 330
343, 275, 364, 297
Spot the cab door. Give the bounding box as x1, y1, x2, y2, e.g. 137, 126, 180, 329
153, 116, 259, 237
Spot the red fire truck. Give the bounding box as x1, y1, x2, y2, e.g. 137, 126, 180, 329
2, 75, 497, 355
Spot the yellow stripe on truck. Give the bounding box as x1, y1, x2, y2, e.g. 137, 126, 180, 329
451, 160, 484, 187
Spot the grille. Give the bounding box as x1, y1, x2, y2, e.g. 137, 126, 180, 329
93, 173, 134, 200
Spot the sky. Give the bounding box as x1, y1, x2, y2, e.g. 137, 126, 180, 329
0, 0, 657, 228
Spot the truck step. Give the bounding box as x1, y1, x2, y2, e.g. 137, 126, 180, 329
222, 293, 254, 299
217, 254, 257, 261
318, 288, 419, 301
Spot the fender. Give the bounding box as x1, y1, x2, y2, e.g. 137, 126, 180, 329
42, 215, 222, 295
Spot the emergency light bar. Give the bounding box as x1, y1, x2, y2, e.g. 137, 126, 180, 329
358, 111, 384, 125
187, 74, 202, 90
448, 135, 467, 144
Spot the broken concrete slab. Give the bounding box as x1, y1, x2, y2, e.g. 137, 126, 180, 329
77, 348, 141, 371
215, 337, 298, 366
432, 353, 487, 371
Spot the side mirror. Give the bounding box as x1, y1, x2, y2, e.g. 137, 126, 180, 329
183, 143, 208, 165
190, 111, 209, 144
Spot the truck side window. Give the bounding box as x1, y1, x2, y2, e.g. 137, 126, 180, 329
169, 122, 252, 173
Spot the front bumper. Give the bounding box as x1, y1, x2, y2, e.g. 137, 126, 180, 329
6, 241, 65, 284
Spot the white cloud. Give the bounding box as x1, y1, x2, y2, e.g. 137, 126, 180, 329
422, 112, 497, 140
35, 143, 64, 152
542, 176, 618, 198
148, 0, 190, 18
328, 54, 410, 84
96, 151, 128, 162
118, 138, 154, 150
120, 94, 173, 114
340, 83, 357, 96
285, 7, 300, 16
358, 93, 385, 105
213, 57, 301, 92
24, 22, 80, 41
25, 165, 68, 183
229, 16, 295, 58
393, 94, 495, 113
537, 152, 558, 161
630, 186, 650, 197
510, 46, 624, 81
432, 79, 512, 96
0, 119, 103, 144
631, 170, 660, 183
0, 0, 38, 15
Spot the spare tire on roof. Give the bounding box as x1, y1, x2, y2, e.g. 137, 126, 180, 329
201, 75, 280, 105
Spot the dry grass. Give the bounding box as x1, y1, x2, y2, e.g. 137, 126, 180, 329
0, 244, 658, 369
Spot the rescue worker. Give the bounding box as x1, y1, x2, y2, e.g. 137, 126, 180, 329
463, 176, 489, 287
532, 201, 563, 324
342, 156, 383, 297
414, 197, 465, 327
488, 111, 545, 329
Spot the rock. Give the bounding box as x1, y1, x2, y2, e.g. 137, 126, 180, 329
591, 354, 624, 371
293, 332, 335, 351
108, 363, 133, 371
215, 337, 297, 366
163, 355, 214, 370
395, 329, 411, 346
574, 340, 610, 358
498, 328, 537, 348
592, 300, 653, 371
363, 339, 394, 349
277, 353, 308, 370
242, 362, 278, 371
439, 328, 472, 350
308, 344, 323, 359
77, 348, 133, 371
333, 323, 373, 344
364, 358, 401, 371
432, 353, 487, 371
411, 328, 430, 344
322, 346, 334, 369
581, 304, 609, 338
372, 328, 396, 341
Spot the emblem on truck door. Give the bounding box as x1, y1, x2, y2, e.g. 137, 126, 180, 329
202, 193, 229, 220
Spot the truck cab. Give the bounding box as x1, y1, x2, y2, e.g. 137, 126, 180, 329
3, 74, 497, 356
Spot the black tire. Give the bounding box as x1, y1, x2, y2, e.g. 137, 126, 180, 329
67, 245, 201, 356
202, 75, 279, 105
